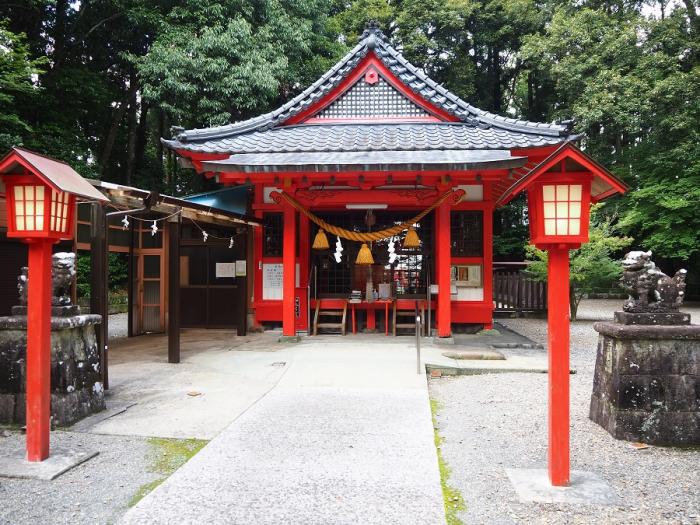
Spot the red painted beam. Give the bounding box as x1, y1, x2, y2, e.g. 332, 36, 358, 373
26, 240, 53, 461
547, 247, 570, 486
217, 169, 511, 187
282, 201, 296, 337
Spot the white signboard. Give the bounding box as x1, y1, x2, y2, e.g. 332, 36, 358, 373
215, 262, 236, 278
263, 263, 283, 300
262, 263, 300, 300
235, 260, 247, 277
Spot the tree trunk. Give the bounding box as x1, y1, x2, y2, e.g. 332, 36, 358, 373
52, 0, 68, 68
155, 107, 164, 176
134, 101, 150, 180
569, 284, 578, 321
99, 82, 137, 178
125, 73, 139, 186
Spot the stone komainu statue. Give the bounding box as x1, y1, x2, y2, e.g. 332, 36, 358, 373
17, 252, 77, 307
620, 250, 687, 312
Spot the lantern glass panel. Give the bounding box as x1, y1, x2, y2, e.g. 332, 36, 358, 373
544, 219, 556, 235
543, 185, 555, 201
542, 183, 585, 237
569, 218, 581, 235
570, 184, 582, 200
556, 185, 568, 200
543, 202, 555, 219
570, 202, 581, 218
14, 184, 47, 232
556, 202, 568, 218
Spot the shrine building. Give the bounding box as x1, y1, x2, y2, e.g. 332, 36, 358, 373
163, 23, 625, 339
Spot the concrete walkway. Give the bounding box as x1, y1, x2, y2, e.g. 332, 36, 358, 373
119, 335, 445, 525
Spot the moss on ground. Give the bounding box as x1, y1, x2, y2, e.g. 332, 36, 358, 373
430, 399, 466, 525
128, 437, 208, 507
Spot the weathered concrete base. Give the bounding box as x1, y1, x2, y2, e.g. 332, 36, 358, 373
590, 321, 700, 446
432, 336, 455, 345
277, 335, 301, 343
614, 311, 690, 326
0, 313, 105, 426
506, 468, 620, 505
0, 446, 98, 480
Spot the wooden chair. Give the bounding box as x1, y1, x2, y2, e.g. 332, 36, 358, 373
313, 299, 348, 335
393, 299, 425, 336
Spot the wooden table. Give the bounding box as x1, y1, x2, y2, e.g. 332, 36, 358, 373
349, 299, 393, 335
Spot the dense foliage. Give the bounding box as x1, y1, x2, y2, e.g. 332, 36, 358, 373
1, 1, 698, 288
524, 212, 634, 319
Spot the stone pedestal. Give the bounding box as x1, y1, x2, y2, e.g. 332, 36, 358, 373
590, 316, 700, 446
0, 313, 105, 427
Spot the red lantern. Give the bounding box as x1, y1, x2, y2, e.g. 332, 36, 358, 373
4, 177, 76, 240
0, 147, 107, 463
527, 176, 592, 249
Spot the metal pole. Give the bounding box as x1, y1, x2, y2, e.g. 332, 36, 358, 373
416, 310, 421, 375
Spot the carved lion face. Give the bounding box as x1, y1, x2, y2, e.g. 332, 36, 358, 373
621, 250, 652, 271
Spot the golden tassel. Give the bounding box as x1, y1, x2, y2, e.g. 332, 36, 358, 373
312, 229, 330, 250
403, 226, 421, 248
355, 243, 374, 265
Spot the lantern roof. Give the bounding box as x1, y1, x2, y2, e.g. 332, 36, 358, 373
0, 147, 108, 202
163, 22, 577, 163
495, 142, 629, 206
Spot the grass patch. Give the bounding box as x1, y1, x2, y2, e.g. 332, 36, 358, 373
128, 437, 208, 507
430, 399, 466, 525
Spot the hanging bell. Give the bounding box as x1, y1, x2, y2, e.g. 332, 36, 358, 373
312, 229, 330, 250
355, 243, 375, 265
403, 226, 421, 248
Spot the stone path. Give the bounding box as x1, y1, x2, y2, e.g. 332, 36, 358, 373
120, 336, 445, 525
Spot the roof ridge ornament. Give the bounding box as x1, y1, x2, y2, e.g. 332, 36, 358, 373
361, 20, 387, 49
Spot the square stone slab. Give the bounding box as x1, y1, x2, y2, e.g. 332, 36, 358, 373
0, 446, 98, 480
506, 468, 620, 505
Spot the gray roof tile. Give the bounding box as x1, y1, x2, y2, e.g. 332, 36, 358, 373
165, 24, 575, 154
164, 123, 567, 154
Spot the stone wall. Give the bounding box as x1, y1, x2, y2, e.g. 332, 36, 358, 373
590, 322, 700, 446
0, 314, 105, 427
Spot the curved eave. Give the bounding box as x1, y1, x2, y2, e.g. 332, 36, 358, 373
496, 142, 628, 207
200, 149, 527, 174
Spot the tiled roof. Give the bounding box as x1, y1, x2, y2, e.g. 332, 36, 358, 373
166, 123, 568, 154
164, 23, 575, 154
200, 149, 527, 174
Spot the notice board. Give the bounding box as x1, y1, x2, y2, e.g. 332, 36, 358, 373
262, 263, 283, 300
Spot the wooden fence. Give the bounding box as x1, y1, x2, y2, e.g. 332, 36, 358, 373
493, 270, 547, 314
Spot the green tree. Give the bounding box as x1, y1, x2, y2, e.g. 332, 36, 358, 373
524, 213, 633, 320
522, 4, 700, 260
0, 22, 46, 152
138, 0, 346, 128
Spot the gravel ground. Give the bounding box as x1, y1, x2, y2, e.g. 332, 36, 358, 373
430, 299, 700, 524
0, 429, 157, 525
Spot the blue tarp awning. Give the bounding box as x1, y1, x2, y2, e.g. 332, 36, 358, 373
183, 185, 250, 216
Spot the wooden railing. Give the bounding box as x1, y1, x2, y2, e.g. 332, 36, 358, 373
493, 270, 547, 313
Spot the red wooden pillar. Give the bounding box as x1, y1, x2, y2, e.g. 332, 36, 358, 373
482, 184, 494, 330
547, 247, 570, 486
26, 241, 53, 461
436, 200, 451, 338
282, 200, 296, 337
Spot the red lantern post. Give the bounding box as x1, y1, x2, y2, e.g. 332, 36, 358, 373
498, 143, 628, 489
528, 177, 592, 487
0, 147, 108, 462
